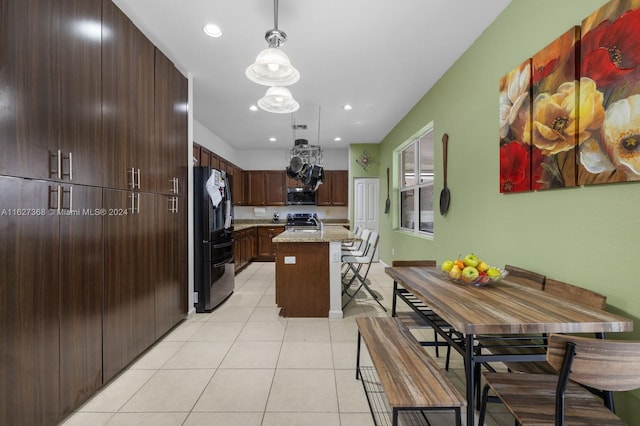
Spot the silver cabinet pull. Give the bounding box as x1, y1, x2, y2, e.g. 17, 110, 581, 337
129, 192, 135, 213
170, 177, 179, 194
68, 152, 73, 181
136, 169, 141, 189
168, 196, 179, 213
49, 151, 58, 179
136, 193, 140, 214
48, 185, 61, 213
129, 167, 136, 189
69, 186, 73, 211
60, 152, 72, 180
57, 150, 62, 179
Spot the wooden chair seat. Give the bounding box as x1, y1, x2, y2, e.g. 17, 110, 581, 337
480, 373, 624, 425
479, 334, 640, 426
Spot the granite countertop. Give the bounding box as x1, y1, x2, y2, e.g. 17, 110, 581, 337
233, 219, 350, 231
272, 225, 358, 243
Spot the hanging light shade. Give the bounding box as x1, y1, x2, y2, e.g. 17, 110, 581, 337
246, 0, 300, 87
257, 86, 299, 114
245, 47, 300, 86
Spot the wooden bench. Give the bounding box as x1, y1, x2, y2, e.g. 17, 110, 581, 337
355, 317, 466, 426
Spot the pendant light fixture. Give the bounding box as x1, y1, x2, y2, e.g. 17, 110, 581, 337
258, 86, 299, 114
245, 0, 300, 87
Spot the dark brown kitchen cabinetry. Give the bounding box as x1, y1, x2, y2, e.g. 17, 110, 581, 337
155, 48, 188, 196
316, 170, 348, 206
266, 171, 286, 205
232, 166, 246, 205
155, 194, 187, 338
0, 177, 104, 426
234, 227, 257, 273
199, 147, 211, 167
59, 185, 105, 417
1, 1, 188, 423
256, 226, 285, 261
0, 0, 103, 187
103, 189, 157, 382
247, 171, 286, 206
102, 0, 156, 192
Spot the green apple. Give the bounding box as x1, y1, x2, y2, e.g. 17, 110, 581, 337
461, 266, 479, 283
441, 260, 455, 272
449, 265, 462, 280
487, 267, 502, 278
463, 253, 479, 268
477, 261, 489, 272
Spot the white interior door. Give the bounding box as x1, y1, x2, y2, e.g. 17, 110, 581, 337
353, 178, 380, 261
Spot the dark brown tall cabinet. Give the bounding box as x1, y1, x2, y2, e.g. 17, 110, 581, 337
0, 178, 104, 426
0, 0, 103, 185
0, 1, 188, 425
102, 0, 156, 192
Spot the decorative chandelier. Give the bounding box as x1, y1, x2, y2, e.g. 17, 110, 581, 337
246, 0, 300, 113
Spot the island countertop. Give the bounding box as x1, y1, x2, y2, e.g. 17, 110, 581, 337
272, 225, 358, 243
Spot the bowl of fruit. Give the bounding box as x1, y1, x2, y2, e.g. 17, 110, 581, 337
440, 253, 507, 287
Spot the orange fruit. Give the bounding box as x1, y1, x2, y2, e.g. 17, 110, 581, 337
455, 259, 465, 269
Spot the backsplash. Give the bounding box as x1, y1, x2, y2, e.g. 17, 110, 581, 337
233, 205, 348, 221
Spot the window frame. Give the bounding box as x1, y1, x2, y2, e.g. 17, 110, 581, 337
396, 123, 435, 237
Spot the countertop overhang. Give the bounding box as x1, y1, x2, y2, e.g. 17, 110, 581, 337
272, 225, 358, 243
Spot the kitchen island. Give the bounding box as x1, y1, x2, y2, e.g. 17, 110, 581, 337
272, 225, 358, 318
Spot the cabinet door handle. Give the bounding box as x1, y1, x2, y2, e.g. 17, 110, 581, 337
171, 177, 179, 194
129, 192, 135, 213
68, 152, 73, 181
48, 185, 61, 213
61, 186, 73, 211
129, 167, 136, 189
60, 152, 73, 181
57, 149, 62, 179
49, 150, 58, 179
136, 168, 141, 189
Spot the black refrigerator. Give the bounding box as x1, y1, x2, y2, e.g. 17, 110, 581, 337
193, 166, 235, 312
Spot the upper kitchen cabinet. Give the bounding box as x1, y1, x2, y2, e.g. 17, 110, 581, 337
102, 0, 156, 192
316, 170, 348, 206
232, 166, 245, 205
0, 0, 103, 186
155, 49, 188, 196
247, 170, 286, 206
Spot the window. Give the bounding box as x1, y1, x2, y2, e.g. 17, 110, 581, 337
399, 127, 434, 235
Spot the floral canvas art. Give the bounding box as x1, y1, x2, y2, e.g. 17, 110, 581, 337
529, 26, 580, 190
499, 59, 532, 193
578, 0, 640, 185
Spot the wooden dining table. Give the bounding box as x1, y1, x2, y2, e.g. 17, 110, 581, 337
385, 266, 634, 426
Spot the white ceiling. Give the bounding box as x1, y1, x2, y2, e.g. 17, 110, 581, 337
112, 0, 512, 151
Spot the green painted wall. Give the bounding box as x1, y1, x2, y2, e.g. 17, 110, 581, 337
374, 0, 640, 421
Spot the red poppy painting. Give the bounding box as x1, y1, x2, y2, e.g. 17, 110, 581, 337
499, 59, 532, 193
529, 26, 580, 190
578, 0, 640, 185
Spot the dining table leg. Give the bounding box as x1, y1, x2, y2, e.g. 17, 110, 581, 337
465, 334, 475, 426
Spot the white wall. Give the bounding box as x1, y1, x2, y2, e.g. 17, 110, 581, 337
193, 120, 238, 164
194, 120, 349, 171
239, 148, 349, 170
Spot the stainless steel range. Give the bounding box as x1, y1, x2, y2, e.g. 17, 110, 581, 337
285, 212, 318, 229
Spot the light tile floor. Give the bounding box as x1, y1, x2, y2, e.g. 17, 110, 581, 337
61, 262, 513, 426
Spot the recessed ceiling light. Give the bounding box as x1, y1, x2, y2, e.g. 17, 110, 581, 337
343, 104, 353, 111
269, 137, 277, 142
334, 137, 342, 142
203, 24, 222, 38
249, 105, 259, 112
